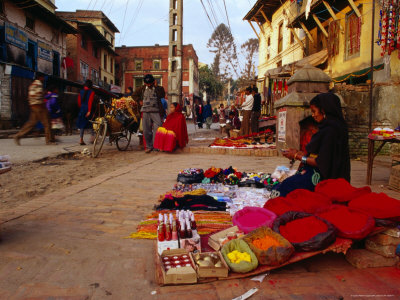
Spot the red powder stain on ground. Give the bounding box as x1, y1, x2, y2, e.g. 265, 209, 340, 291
268, 279, 277, 287
336, 275, 345, 282
234, 283, 239, 287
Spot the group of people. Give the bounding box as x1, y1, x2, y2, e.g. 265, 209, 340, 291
14, 74, 63, 146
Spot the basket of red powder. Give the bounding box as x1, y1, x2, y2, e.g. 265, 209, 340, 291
273, 211, 336, 252
233, 207, 277, 234
317, 205, 375, 240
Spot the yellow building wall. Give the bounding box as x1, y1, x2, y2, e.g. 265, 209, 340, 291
257, 0, 304, 79
93, 21, 116, 85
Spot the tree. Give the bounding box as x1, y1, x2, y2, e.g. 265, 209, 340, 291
207, 23, 239, 80
240, 38, 259, 80
199, 65, 223, 100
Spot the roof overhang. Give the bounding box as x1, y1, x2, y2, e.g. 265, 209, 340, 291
243, 0, 282, 23
76, 21, 111, 47
290, 0, 351, 30
13, 0, 77, 34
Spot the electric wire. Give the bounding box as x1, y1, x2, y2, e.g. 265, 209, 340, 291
120, 0, 145, 45
118, 0, 131, 45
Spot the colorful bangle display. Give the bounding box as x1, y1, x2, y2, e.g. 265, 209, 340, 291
301, 156, 307, 165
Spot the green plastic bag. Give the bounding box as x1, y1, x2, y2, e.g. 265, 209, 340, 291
221, 239, 258, 273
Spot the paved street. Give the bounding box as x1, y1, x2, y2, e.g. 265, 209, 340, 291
0, 151, 399, 299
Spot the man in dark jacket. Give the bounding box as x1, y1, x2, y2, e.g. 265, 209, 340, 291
251, 86, 262, 134
132, 74, 165, 153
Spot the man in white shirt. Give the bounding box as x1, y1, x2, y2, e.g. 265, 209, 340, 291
240, 86, 254, 136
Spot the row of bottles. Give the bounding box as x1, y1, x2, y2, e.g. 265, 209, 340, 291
157, 210, 197, 242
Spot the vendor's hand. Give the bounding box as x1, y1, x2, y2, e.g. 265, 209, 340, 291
85, 112, 90, 118
282, 148, 297, 160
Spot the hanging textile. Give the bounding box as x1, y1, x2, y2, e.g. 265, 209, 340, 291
328, 20, 340, 57
348, 13, 361, 56
378, 0, 400, 57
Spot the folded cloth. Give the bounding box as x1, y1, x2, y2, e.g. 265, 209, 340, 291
348, 192, 400, 219
156, 194, 227, 211
315, 178, 371, 203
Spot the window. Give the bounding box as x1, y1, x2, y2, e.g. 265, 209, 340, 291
110, 79, 113, 85
81, 35, 87, 49
0, 1, 4, 15
135, 59, 143, 71
80, 61, 89, 81
26, 15, 35, 30
267, 36, 271, 60
134, 77, 143, 89
154, 76, 162, 86
110, 58, 113, 73
345, 7, 362, 60
103, 54, 107, 70
278, 22, 283, 53
92, 47, 98, 58
91, 68, 99, 84
153, 59, 161, 70
111, 37, 114, 45
290, 30, 294, 45
104, 76, 107, 83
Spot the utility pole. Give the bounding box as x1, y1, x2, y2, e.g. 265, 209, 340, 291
168, 0, 183, 105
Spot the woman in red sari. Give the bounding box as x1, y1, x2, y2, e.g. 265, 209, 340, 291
154, 103, 188, 152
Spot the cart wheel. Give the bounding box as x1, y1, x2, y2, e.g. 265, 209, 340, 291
116, 128, 132, 151
92, 120, 107, 157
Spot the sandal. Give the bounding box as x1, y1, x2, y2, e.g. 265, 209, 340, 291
80, 141, 86, 145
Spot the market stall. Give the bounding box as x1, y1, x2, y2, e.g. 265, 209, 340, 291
209, 130, 276, 150
0, 155, 12, 174
129, 164, 400, 286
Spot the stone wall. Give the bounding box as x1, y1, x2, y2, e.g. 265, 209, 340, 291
337, 84, 400, 157
0, 65, 12, 129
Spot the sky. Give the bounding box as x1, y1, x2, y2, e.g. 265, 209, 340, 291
56, 0, 257, 69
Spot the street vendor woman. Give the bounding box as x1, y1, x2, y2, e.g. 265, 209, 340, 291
274, 92, 350, 197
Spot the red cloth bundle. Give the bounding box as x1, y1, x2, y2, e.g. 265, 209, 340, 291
263, 197, 299, 216
348, 192, 400, 219
317, 205, 375, 239
285, 189, 332, 214
315, 179, 371, 203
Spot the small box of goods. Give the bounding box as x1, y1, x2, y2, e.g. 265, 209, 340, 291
157, 213, 179, 255
159, 249, 197, 285
191, 252, 229, 278
208, 226, 244, 251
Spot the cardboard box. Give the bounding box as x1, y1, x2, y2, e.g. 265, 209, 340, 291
208, 226, 241, 251
159, 249, 197, 285
191, 251, 229, 278
157, 240, 179, 255
180, 234, 201, 254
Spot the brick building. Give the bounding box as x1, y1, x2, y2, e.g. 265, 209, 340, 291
56, 10, 119, 90
0, 0, 76, 128
115, 44, 199, 101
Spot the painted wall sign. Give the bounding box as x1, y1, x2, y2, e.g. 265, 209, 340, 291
38, 40, 52, 61
182, 81, 189, 87
5, 22, 28, 51
278, 108, 287, 143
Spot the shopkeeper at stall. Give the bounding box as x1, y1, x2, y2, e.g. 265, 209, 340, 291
274, 92, 351, 197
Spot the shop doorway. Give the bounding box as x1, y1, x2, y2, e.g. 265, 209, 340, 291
53, 51, 60, 76
26, 40, 37, 71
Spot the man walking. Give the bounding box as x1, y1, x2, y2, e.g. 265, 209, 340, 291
251, 86, 262, 134
14, 74, 53, 145
240, 86, 254, 136
133, 74, 165, 153
202, 99, 212, 129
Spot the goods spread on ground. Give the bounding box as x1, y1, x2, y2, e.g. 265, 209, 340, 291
209, 129, 276, 149
128, 165, 400, 285
369, 126, 400, 140
0, 155, 12, 174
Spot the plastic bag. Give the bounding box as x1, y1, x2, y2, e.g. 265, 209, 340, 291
243, 226, 294, 265
221, 239, 258, 273
273, 211, 336, 252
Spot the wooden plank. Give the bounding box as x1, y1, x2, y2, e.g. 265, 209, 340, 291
312, 14, 328, 38
247, 20, 260, 39
289, 27, 305, 49
322, 0, 344, 31
259, 6, 270, 24
300, 22, 314, 44
253, 17, 265, 34
348, 0, 362, 18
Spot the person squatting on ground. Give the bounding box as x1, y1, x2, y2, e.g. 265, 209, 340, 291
224, 111, 241, 138
251, 86, 262, 134
202, 99, 213, 129
76, 79, 95, 145
240, 86, 254, 136
14, 74, 54, 145
133, 74, 166, 153
218, 103, 227, 134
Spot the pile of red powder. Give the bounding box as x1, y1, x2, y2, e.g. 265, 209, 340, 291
318, 206, 369, 233
279, 216, 328, 243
